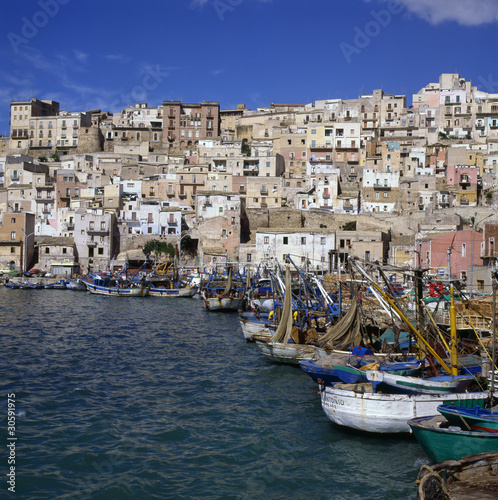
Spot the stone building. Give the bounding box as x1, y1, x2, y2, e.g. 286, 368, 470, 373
162, 101, 220, 150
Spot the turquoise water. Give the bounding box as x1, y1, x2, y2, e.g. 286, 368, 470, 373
1, 288, 429, 499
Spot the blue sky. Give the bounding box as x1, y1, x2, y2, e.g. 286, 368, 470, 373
1, 0, 497, 135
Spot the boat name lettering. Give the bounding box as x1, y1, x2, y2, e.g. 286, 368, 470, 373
325, 396, 344, 408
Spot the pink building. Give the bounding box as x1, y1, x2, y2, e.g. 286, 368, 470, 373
446, 164, 478, 187
420, 230, 483, 280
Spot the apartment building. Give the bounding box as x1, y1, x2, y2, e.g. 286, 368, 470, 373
162, 101, 220, 149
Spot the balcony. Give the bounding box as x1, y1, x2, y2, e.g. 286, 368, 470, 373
459, 178, 471, 187
167, 220, 178, 226
373, 184, 391, 191
260, 188, 268, 195
86, 240, 97, 247
87, 228, 109, 235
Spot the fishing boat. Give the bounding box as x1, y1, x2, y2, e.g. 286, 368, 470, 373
201, 268, 246, 311
254, 262, 359, 364
19, 281, 44, 289
416, 451, 498, 498
320, 382, 491, 433
44, 280, 68, 289
4, 282, 20, 289
365, 370, 476, 394
238, 310, 274, 341
255, 340, 329, 364
408, 414, 498, 462
66, 278, 87, 291
148, 279, 198, 298
437, 404, 498, 433
82, 275, 149, 297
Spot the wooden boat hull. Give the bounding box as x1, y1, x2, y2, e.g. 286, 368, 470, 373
438, 404, 498, 433
320, 383, 490, 433
255, 341, 328, 365
238, 312, 273, 341
366, 371, 475, 394
409, 415, 498, 462
149, 285, 198, 297
83, 282, 149, 297
67, 279, 87, 291
203, 296, 243, 311
299, 360, 343, 385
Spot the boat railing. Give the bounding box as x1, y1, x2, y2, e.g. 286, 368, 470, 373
432, 309, 492, 331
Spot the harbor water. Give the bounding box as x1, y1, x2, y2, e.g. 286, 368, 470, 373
1, 287, 429, 499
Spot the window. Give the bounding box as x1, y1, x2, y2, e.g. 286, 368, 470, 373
222, 229, 227, 238
11, 231, 16, 239
11, 218, 15, 223
45, 248, 50, 254
98, 247, 104, 255
321, 237, 326, 245
247, 254, 251, 262
89, 221, 95, 230
462, 243, 466, 257
283, 236, 288, 245
264, 236, 269, 244
301, 237, 306, 245
62, 248, 67, 254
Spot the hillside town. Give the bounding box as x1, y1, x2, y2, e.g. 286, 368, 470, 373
1, 72, 498, 290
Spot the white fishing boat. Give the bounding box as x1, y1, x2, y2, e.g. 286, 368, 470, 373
66, 278, 87, 291
82, 276, 149, 297
238, 311, 273, 341
320, 382, 491, 433
201, 268, 246, 311
365, 370, 476, 394
255, 340, 328, 365
148, 282, 198, 298
203, 295, 244, 311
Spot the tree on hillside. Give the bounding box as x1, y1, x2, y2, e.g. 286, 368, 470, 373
142, 240, 175, 263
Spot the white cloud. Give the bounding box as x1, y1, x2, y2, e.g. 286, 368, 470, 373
211, 69, 224, 76
73, 50, 88, 63
378, 0, 498, 26
105, 54, 132, 64
190, 0, 210, 8
191, 0, 272, 9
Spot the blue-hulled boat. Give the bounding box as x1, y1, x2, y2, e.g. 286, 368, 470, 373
437, 404, 498, 433
82, 275, 149, 297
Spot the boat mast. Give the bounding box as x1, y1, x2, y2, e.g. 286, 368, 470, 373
492, 271, 497, 403
447, 246, 458, 376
